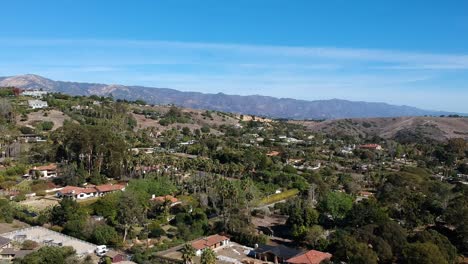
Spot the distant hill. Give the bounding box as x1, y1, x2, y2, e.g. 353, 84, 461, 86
0, 74, 464, 119
294, 116, 468, 141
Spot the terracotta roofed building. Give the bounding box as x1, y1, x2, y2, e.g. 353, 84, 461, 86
191, 234, 230, 256
359, 144, 382, 150
57, 183, 126, 200
286, 250, 332, 264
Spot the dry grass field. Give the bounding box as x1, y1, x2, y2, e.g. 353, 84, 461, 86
294, 116, 468, 141
17, 109, 71, 131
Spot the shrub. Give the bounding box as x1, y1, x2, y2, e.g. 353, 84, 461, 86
201, 125, 210, 133
36, 190, 46, 196
39, 121, 54, 131
159, 119, 170, 126
19, 126, 35, 134
50, 225, 64, 232
0, 199, 13, 223
251, 209, 266, 218
13, 194, 27, 202
92, 224, 121, 247
149, 222, 166, 238
22, 240, 39, 250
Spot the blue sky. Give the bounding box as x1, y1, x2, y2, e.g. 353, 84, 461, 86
0, 0, 467, 112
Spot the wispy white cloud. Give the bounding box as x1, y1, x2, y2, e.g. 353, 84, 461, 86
0, 38, 467, 112
1, 38, 468, 69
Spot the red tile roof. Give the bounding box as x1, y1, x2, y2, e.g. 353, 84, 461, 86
266, 151, 280, 157
59, 183, 125, 196
191, 234, 229, 250
32, 164, 57, 171
95, 184, 126, 193
359, 144, 382, 149
151, 195, 178, 203
358, 191, 374, 196
286, 250, 332, 264
59, 186, 96, 195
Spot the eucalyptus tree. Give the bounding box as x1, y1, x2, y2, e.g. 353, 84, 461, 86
117, 191, 146, 243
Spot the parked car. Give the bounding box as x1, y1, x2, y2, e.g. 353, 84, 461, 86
95, 245, 108, 256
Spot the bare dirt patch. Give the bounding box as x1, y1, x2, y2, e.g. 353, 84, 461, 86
252, 214, 293, 244
252, 214, 288, 229
17, 109, 70, 131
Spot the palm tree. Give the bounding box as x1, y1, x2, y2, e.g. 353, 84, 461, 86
181, 244, 196, 264
200, 248, 216, 264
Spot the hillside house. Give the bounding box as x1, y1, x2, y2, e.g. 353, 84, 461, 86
28, 100, 48, 109
253, 244, 302, 263
71, 105, 90, 110
130, 148, 155, 154
57, 183, 126, 200
179, 140, 196, 146
0, 236, 36, 262
0, 237, 12, 249
341, 145, 356, 154
357, 191, 374, 199
57, 186, 98, 200
150, 195, 181, 207
17, 134, 44, 143
191, 234, 230, 256
29, 164, 57, 178
21, 90, 48, 98
0, 249, 34, 262
359, 144, 382, 150
287, 158, 304, 165
285, 137, 302, 144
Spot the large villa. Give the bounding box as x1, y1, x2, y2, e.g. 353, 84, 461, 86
56, 183, 126, 200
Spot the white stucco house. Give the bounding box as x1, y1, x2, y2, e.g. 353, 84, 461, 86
191, 234, 230, 256
22, 90, 48, 98
56, 184, 126, 200
29, 164, 57, 178
28, 100, 48, 109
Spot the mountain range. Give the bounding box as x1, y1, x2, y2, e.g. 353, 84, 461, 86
0, 74, 463, 120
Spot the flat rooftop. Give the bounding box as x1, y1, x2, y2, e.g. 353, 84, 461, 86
1, 226, 97, 255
